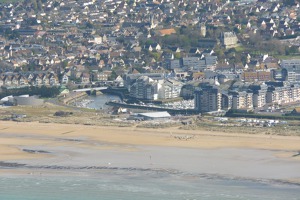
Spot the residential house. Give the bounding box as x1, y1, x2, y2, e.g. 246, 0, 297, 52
48, 73, 59, 86
114, 75, 124, 87
80, 72, 90, 84
60, 73, 69, 84
144, 43, 161, 52
17, 75, 28, 86
31, 74, 43, 86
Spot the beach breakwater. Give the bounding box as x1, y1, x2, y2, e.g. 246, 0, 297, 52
60, 92, 88, 105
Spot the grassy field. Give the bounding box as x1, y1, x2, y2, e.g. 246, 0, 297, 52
276, 54, 300, 60
0, 103, 132, 127
1, 102, 300, 136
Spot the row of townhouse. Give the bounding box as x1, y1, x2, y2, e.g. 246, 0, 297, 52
0, 69, 119, 87
194, 82, 300, 113
128, 75, 183, 101
0, 72, 60, 87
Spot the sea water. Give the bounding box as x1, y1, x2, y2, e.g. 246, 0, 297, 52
0, 169, 299, 200
85, 94, 121, 110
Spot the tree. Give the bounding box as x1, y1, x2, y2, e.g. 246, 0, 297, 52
145, 39, 154, 46
32, 0, 38, 11
61, 60, 69, 69
37, 0, 42, 11
174, 52, 181, 59
53, 1, 59, 7
4, 29, 20, 40
149, 52, 161, 61
282, 0, 296, 6
86, 21, 94, 29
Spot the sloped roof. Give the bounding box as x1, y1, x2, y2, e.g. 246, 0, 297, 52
138, 111, 171, 118
292, 107, 300, 113
157, 28, 176, 36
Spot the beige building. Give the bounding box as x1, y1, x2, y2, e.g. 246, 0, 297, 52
221, 32, 238, 49
232, 91, 253, 110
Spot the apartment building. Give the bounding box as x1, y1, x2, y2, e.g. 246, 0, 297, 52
252, 84, 268, 108
194, 85, 222, 112
290, 84, 300, 102
181, 57, 206, 71
281, 59, 300, 70
281, 59, 300, 81
232, 91, 253, 110
129, 76, 182, 101
266, 83, 300, 105
158, 79, 182, 99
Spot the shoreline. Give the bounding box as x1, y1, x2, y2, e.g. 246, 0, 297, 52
0, 121, 300, 183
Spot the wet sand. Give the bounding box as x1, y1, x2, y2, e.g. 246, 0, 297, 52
0, 121, 300, 182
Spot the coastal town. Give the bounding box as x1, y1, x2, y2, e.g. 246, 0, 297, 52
1, 1, 300, 198
0, 0, 299, 119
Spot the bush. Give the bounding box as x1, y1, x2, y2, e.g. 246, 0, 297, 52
54, 111, 73, 117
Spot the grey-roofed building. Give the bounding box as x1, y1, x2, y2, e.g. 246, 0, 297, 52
169, 59, 181, 70
181, 57, 206, 71
281, 59, 300, 70
137, 111, 171, 120
124, 73, 165, 89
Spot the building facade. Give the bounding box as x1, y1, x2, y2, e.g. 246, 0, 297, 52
194, 85, 222, 112
221, 32, 238, 49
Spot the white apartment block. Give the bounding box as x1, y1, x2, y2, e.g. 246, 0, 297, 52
266, 83, 300, 105
290, 85, 300, 102
129, 76, 182, 101
158, 79, 182, 99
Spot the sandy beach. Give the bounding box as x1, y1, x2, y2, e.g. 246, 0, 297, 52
0, 121, 300, 182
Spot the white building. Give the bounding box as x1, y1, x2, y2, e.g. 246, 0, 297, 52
129, 76, 182, 101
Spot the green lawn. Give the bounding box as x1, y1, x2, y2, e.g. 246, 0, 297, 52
276, 54, 300, 60
234, 45, 246, 52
